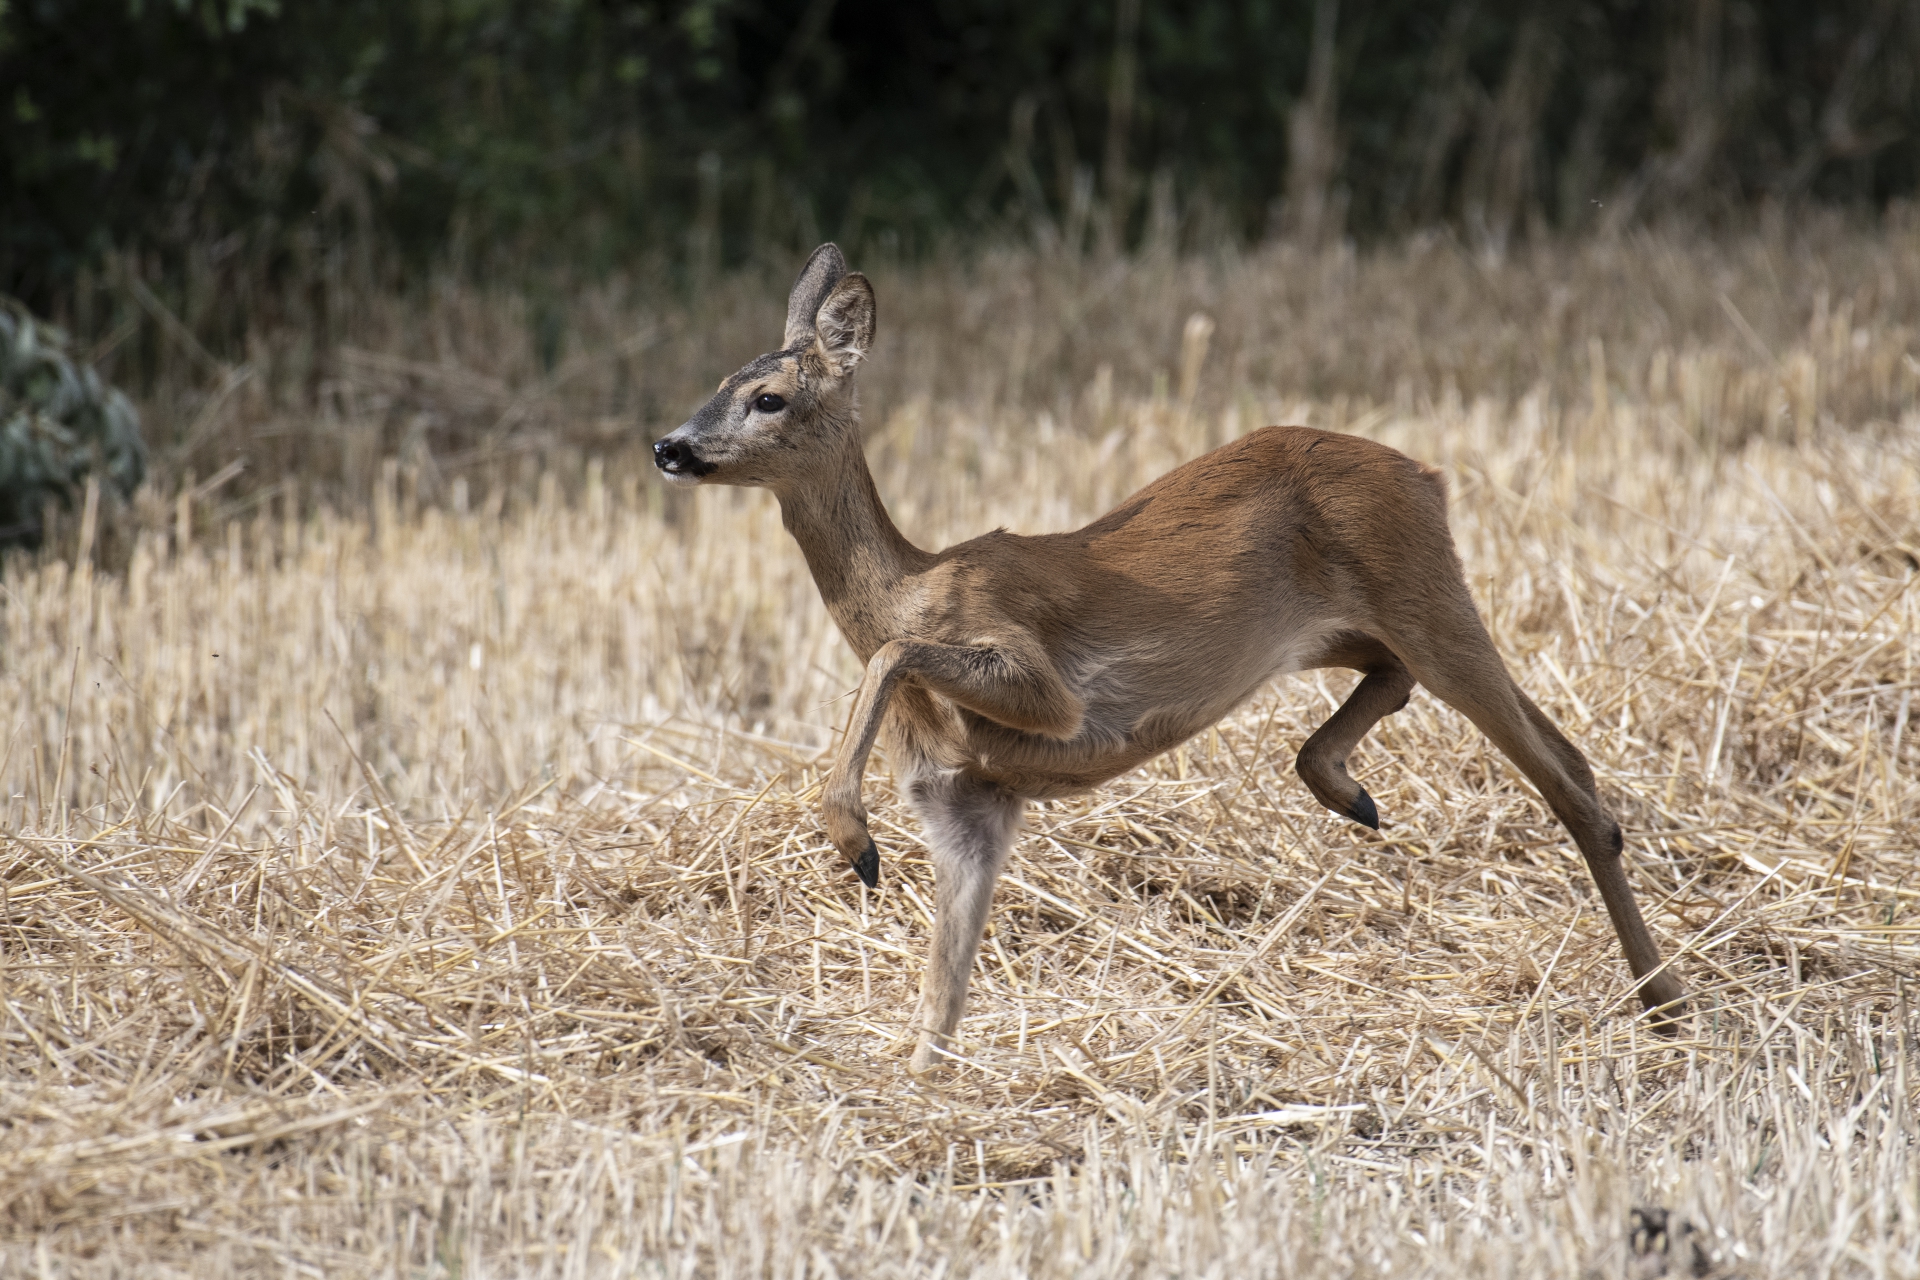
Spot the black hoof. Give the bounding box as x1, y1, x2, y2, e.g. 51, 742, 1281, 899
1347, 788, 1380, 830
1643, 998, 1687, 1036
852, 839, 880, 888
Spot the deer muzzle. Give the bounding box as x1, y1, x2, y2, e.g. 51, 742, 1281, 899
652, 434, 715, 481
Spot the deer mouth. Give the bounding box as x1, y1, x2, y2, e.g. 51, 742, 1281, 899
652, 436, 717, 481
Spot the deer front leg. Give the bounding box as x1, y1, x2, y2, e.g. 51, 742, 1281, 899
821, 647, 906, 887
822, 636, 1081, 887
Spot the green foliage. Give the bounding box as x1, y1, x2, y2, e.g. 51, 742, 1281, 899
0, 299, 146, 546
3, 1, 1919, 317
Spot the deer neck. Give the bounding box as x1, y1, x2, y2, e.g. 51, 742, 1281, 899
774, 437, 927, 655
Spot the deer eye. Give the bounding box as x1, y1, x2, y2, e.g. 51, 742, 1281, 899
753, 393, 786, 414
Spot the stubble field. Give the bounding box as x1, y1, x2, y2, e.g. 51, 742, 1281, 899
3, 224, 1920, 1276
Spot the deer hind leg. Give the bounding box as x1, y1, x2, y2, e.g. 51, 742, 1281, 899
1296, 639, 1415, 829
1386, 608, 1686, 1022
904, 769, 1025, 1074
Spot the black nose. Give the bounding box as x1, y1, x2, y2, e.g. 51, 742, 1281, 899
654, 438, 692, 472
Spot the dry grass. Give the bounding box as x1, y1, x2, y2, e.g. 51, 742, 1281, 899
79, 213, 1920, 517
4, 232, 1920, 1276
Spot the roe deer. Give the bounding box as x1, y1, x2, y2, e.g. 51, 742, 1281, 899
653, 244, 1686, 1072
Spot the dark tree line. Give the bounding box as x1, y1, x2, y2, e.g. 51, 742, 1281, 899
5, 0, 1919, 310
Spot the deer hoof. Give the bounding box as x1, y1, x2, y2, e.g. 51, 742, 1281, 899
1644, 1004, 1686, 1037
1347, 788, 1380, 830
1640, 978, 1687, 1036
908, 1035, 952, 1077
851, 837, 880, 888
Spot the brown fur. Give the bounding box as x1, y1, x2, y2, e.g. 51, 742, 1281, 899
654, 244, 1686, 1072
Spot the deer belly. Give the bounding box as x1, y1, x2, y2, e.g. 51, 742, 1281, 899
952, 619, 1345, 798
1110, 617, 1344, 747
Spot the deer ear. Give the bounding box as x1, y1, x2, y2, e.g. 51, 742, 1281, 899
813, 273, 875, 376
784, 243, 847, 349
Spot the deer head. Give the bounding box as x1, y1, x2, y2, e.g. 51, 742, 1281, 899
653, 243, 876, 489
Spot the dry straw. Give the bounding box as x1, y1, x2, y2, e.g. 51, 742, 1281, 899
3, 230, 1919, 1276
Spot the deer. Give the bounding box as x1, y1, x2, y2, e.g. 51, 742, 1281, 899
652, 244, 1687, 1073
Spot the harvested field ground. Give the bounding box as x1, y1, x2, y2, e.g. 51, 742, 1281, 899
3, 231, 1920, 1276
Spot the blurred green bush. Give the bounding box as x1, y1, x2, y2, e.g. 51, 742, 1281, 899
0, 299, 147, 547
6, 1, 1919, 321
